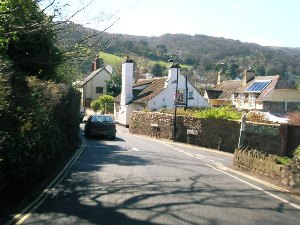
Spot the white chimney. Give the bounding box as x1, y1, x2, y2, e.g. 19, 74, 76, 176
168, 63, 181, 81
217, 69, 226, 84
120, 56, 134, 106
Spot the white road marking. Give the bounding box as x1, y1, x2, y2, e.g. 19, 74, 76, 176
195, 155, 217, 163
183, 152, 194, 157
207, 163, 300, 210
195, 154, 224, 161
7, 137, 87, 225
159, 141, 300, 208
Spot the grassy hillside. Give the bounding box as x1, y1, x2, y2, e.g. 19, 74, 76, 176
99, 52, 190, 71
98, 52, 123, 67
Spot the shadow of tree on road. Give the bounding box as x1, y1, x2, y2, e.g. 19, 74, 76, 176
5, 137, 300, 225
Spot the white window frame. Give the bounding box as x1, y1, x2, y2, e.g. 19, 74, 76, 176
248, 94, 256, 109
239, 94, 245, 108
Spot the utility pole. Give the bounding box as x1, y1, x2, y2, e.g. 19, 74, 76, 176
238, 114, 247, 148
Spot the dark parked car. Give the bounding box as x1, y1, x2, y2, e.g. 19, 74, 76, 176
84, 115, 116, 140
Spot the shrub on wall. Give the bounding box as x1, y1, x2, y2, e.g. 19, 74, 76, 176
159, 106, 242, 120
194, 106, 241, 120
294, 145, 300, 158
246, 111, 269, 123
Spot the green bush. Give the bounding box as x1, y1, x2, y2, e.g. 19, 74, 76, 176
159, 106, 242, 120
194, 106, 242, 120
0, 61, 81, 204
91, 95, 114, 113
276, 156, 292, 165
294, 145, 300, 158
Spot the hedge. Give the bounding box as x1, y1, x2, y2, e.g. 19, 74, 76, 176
0, 59, 81, 206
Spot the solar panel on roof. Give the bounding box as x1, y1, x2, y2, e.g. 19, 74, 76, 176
246, 81, 271, 92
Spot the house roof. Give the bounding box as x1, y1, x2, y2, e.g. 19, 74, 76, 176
207, 74, 298, 102
115, 77, 167, 103
132, 78, 167, 103
208, 80, 242, 100
235, 75, 298, 101
235, 75, 278, 101
79, 67, 110, 86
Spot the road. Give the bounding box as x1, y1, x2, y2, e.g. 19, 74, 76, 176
8, 124, 300, 225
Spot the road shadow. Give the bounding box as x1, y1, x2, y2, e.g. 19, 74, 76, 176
3, 130, 300, 225
15, 171, 300, 225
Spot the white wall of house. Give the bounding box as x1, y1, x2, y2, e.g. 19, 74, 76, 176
85, 69, 111, 100
116, 104, 135, 127
115, 102, 145, 126
146, 76, 209, 111
146, 66, 209, 110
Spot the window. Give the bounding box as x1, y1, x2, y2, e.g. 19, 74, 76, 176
96, 87, 103, 94
248, 94, 256, 109
188, 90, 194, 99
239, 94, 245, 108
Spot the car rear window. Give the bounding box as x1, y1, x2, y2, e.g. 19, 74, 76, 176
91, 116, 114, 123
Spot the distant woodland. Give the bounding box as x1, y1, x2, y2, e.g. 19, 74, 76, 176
62, 24, 300, 88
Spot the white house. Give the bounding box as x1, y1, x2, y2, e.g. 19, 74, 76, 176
79, 58, 113, 108
114, 57, 209, 127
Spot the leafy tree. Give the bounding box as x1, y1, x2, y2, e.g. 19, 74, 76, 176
1, 0, 62, 80
215, 63, 228, 72
123, 40, 134, 51
184, 57, 195, 65
151, 63, 166, 76
55, 61, 84, 84
155, 44, 167, 55
91, 95, 114, 113
226, 64, 239, 79
255, 65, 266, 76
106, 73, 121, 97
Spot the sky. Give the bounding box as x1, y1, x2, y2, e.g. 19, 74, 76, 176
42, 0, 300, 48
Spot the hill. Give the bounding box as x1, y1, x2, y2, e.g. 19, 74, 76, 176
62, 24, 300, 85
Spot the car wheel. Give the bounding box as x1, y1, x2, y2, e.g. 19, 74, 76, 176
111, 135, 116, 140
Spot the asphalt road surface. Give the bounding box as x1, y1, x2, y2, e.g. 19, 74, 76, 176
9, 124, 300, 225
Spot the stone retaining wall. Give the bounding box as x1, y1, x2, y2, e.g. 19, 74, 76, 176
130, 111, 292, 155
233, 149, 282, 177
234, 149, 300, 192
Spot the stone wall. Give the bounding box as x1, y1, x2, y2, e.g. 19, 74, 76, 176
244, 123, 287, 156
129, 112, 173, 139
234, 149, 300, 192
233, 149, 282, 177
281, 157, 300, 190
129, 111, 293, 155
